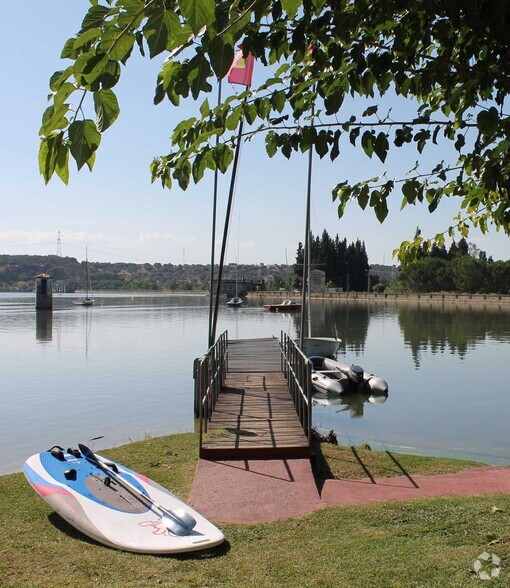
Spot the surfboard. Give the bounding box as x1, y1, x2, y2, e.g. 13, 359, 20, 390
23, 445, 224, 554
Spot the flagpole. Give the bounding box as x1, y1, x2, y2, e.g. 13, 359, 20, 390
210, 47, 253, 345
208, 80, 222, 349
211, 114, 245, 345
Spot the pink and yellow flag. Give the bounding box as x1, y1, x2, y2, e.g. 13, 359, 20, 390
228, 47, 254, 87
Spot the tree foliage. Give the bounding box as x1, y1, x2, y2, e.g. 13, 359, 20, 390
295, 231, 369, 291
390, 239, 510, 293
40, 0, 510, 262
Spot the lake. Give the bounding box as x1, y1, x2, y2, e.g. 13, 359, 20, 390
1, 292, 509, 474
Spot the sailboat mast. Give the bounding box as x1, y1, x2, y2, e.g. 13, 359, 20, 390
300, 104, 315, 348
85, 246, 89, 298
235, 215, 239, 298
208, 81, 222, 348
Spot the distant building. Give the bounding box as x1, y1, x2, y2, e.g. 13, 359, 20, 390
218, 278, 264, 296
51, 280, 76, 293
370, 264, 399, 282
310, 269, 325, 293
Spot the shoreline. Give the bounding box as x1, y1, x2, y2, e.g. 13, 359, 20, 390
3, 289, 509, 305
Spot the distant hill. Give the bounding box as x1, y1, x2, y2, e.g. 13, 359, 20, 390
0, 255, 296, 292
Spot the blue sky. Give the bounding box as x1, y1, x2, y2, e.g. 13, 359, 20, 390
1, 1, 508, 265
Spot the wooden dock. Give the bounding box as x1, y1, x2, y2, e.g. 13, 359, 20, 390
200, 338, 311, 459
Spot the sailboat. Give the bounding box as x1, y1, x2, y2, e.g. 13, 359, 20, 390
74, 247, 94, 306
227, 217, 243, 307
298, 108, 339, 358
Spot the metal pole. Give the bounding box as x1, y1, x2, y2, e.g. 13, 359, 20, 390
208, 81, 222, 348
211, 116, 245, 344
300, 104, 315, 348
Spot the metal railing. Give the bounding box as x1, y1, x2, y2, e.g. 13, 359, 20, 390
280, 332, 313, 444
194, 330, 228, 449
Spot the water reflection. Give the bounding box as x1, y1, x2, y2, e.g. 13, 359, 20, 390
313, 389, 388, 418
35, 311, 52, 342
397, 302, 510, 367
289, 301, 373, 354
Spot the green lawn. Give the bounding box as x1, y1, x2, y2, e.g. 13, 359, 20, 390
1, 433, 508, 587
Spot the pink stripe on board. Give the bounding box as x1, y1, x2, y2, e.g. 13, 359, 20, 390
33, 483, 72, 498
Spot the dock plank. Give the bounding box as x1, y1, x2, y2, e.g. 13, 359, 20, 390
201, 338, 310, 459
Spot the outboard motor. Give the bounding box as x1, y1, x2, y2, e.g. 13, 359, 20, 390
347, 364, 364, 386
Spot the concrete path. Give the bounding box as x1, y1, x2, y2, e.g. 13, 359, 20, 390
190, 460, 510, 524
189, 458, 323, 523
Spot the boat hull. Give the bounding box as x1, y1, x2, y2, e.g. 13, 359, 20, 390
322, 357, 389, 394
299, 337, 339, 358
263, 300, 301, 312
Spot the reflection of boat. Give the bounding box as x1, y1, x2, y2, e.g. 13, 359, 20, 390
227, 296, 243, 307
263, 300, 301, 312
74, 247, 94, 307
312, 389, 388, 418
309, 356, 389, 395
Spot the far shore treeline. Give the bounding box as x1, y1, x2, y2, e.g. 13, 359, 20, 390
1, 230, 509, 294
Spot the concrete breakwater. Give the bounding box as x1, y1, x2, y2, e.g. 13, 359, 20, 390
248, 291, 510, 305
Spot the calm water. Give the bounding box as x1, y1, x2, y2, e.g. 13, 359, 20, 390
1, 292, 509, 474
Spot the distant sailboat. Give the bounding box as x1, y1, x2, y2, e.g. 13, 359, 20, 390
74, 247, 94, 307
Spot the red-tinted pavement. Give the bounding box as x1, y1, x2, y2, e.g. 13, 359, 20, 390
321, 466, 510, 505
189, 458, 323, 523
190, 460, 510, 523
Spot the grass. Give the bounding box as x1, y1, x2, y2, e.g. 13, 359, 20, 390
1, 433, 509, 587
311, 439, 485, 480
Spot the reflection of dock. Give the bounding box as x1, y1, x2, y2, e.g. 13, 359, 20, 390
197, 336, 312, 460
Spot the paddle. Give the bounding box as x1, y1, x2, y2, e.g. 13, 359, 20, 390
78, 443, 196, 536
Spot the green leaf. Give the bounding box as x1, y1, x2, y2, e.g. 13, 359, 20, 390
55, 141, 70, 185
362, 105, 378, 117
173, 160, 192, 190
358, 185, 369, 209
192, 149, 209, 183
373, 132, 388, 163
178, 0, 215, 35
81, 5, 110, 31
213, 144, 233, 173
93, 89, 120, 131
265, 131, 278, 157
53, 82, 76, 107
477, 107, 499, 136
143, 10, 177, 58
271, 90, 286, 113
61, 38, 78, 59
49, 67, 74, 92
315, 130, 330, 158
199, 98, 210, 118
39, 136, 56, 184
38, 132, 69, 185
74, 28, 102, 50
187, 53, 212, 99
226, 107, 242, 131
361, 130, 374, 158
101, 30, 136, 62
68, 120, 101, 170
281, 0, 300, 19
40, 103, 70, 136
208, 35, 234, 79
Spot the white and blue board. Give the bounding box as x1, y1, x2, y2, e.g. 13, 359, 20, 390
23, 445, 224, 554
